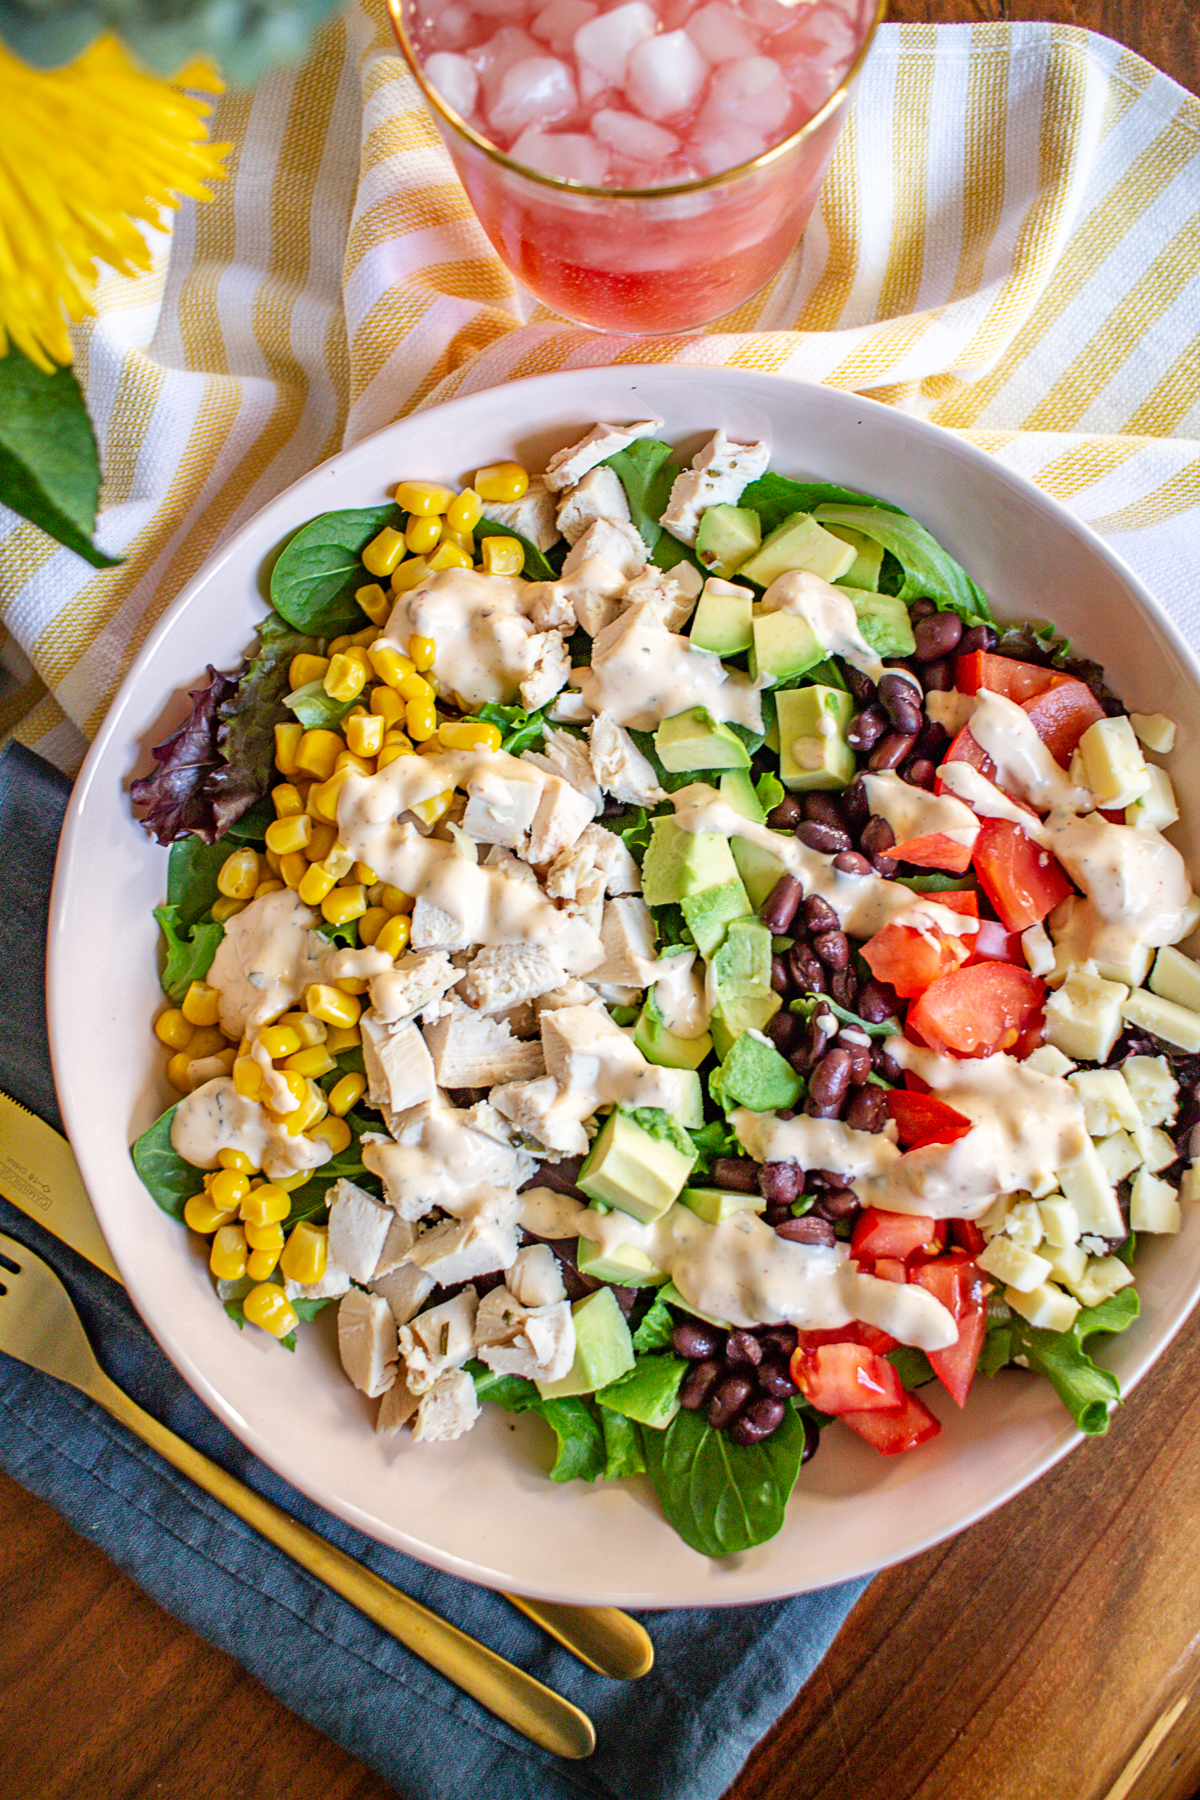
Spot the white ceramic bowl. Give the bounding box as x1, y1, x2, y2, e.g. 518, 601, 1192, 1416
50, 365, 1200, 1606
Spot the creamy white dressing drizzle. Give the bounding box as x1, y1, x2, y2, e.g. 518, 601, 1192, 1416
206, 888, 324, 1038
968, 690, 1091, 811
383, 568, 548, 708
568, 607, 763, 732
170, 1076, 332, 1180
935, 759, 1050, 840
361, 1103, 532, 1221
758, 570, 885, 681
732, 1109, 900, 1178
651, 949, 710, 1037
1043, 808, 1194, 955
862, 770, 980, 849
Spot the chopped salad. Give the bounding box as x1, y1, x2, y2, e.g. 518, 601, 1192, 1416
131, 420, 1200, 1558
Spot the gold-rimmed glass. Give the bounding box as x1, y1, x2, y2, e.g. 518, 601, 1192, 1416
389, 0, 887, 336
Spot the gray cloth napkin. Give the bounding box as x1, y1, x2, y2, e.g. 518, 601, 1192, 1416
0, 740, 866, 1800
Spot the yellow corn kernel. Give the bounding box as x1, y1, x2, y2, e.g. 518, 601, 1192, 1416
303, 821, 336, 863
209, 1223, 249, 1281
368, 643, 416, 689
345, 712, 385, 759
322, 841, 355, 879
328, 1071, 367, 1116
268, 785, 302, 824
264, 848, 284, 877
479, 534, 525, 577
379, 884, 412, 915
323, 1022, 361, 1052
243, 1283, 298, 1338
274, 720, 303, 776
258, 1023, 303, 1061
277, 1011, 327, 1047
324, 651, 370, 704
246, 1247, 281, 1282
334, 748, 373, 777
217, 1148, 256, 1175
254, 878, 285, 900
353, 861, 377, 886
405, 513, 442, 555
244, 1218, 285, 1254
362, 525, 407, 578
406, 698, 438, 741
308, 767, 353, 823
217, 847, 259, 900
184, 1193, 238, 1234
446, 487, 483, 533
165, 1052, 196, 1092
280, 1220, 329, 1286
334, 976, 369, 997
298, 862, 337, 906
438, 719, 503, 753
473, 461, 528, 503
180, 981, 221, 1029
327, 634, 353, 657
305, 983, 361, 1028
186, 1025, 228, 1061
427, 540, 472, 573
240, 1182, 292, 1226
307, 1114, 352, 1156
382, 728, 415, 749
283, 1044, 336, 1080
295, 729, 344, 782
370, 685, 406, 727
408, 634, 436, 671
208, 1168, 251, 1212
211, 897, 247, 923
279, 850, 308, 891
374, 913, 411, 959
264, 813, 312, 857
289, 652, 329, 690
355, 581, 392, 625
394, 479, 454, 516
390, 555, 433, 595
410, 787, 453, 825
154, 1008, 193, 1051
233, 1056, 270, 1102
376, 742, 414, 769
322, 885, 367, 927
396, 670, 434, 704
358, 905, 389, 946
272, 1170, 310, 1191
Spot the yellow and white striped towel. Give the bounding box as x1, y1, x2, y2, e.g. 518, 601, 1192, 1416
1, 11, 1197, 770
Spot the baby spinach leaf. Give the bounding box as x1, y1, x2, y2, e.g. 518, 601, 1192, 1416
166, 833, 230, 928
687, 1119, 738, 1174
632, 1294, 676, 1353
642, 1403, 807, 1557
737, 473, 902, 538
602, 437, 676, 552
474, 699, 553, 756
270, 504, 399, 635
153, 904, 224, 1003
284, 679, 356, 730
470, 1365, 606, 1481
131, 1106, 195, 1220
223, 794, 274, 843
474, 517, 559, 581
887, 1346, 936, 1389
600, 1408, 648, 1479
284, 1111, 373, 1218
813, 502, 994, 626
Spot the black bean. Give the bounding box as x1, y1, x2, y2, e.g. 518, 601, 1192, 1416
812, 928, 850, 971
788, 945, 825, 993
858, 976, 900, 1022
759, 1160, 802, 1205
803, 791, 848, 830
775, 1215, 838, 1246
959, 623, 998, 655
814, 1184, 861, 1222
807, 1046, 853, 1117
761, 872, 804, 934
522, 1155, 585, 1196
802, 893, 840, 934
757, 1359, 798, 1399
873, 1044, 905, 1084
921, 658, 955, 692
730, 1397, 787, 1445
796, 819, 852, 854
859, 816, 896, 861
766, 1010, 800, 1057
707, 1373, 754, 1431
833, 849, 873, 877
771, 953, 794, 997
869, 729, 918, 772
847, 705, 887, 753
711, 1157, 760, 1193
841, 1035, 873, 1083
878, 672, 924, 734
679, 1359, 722, 1410
764, 1200, 794, 1227
904, 757, 937, 789
672, 1321, 723, 1361
915, 718, 950, 763
761, 1324, 798, 1357
726, 1329, 764, 1367
913, 609, 963, 661
844, 1084, 888, 1133
801, 1415, 820, 1464
829, 968, 859, 1009
845, 666, 877, 706
766, 794, 804, 829
844, 775, 870, 830
910, 597, 937, 619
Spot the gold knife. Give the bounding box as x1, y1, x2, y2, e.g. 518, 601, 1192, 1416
0, 1089, 653, 1684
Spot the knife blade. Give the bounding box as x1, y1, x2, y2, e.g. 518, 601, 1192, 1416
0, 1089, 122, 1282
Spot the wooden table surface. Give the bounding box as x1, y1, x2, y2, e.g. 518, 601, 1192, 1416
5, 5, 1200, 1798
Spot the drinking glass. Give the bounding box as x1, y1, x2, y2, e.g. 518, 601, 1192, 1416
388, 0, 886, 337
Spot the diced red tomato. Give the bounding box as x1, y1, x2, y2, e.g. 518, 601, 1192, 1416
972, 817, 1075, 931
886, 1090, 975, 1150
887, 831, 975, 874
1022, 678, 1105, 764
851, 1206, 948, 1264
939, 722, 998, 784
950, 1219, 987, 1256
908, 962, 1046, 1059
955, 652, 1067, 703
909, 1253, 989, 1408
874, 1256, 909, 1284
789, 1341, 903, 1415
970, 918, 1026, 965
840, 1388, 942, 1454
860, 890, 980, 999
793, 1323, 899, 1356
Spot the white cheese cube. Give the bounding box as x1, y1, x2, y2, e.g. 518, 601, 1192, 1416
1130, 1168, 1181, 1233
1003, 1199, 1045, 1251
1125, 764, 1178, 832
977, 1195, 1014, 1240
1068, 1069, 1141, 1136
1057, 1140, 1125, 1238
1129, 711, 1176, 753
977, 1236, 1053, 1292
1005, 1282, 1081, 1333
1038, 1197, 1081, 1247
1149, 946, 1200, 1015
1077, 715, 1150, 809
1067, 1256, 1135, 1309
1132, 1125, 1178, 1173
1025, 1045, 1076, 1079
1046, 968, 1129, 1063
1179, 1159, 1200, 1206
1043, 1240, 1088, 1286
1122, 986, 1200, 1052
1122, 1053, 1178, 1127
1021, 922, 1055, 978
1094, 1131, 1142, 1184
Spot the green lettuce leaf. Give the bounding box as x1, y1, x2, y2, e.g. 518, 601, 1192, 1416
642, 1403, 807, 1557
210, 611, 321, 834
985, 1289, 1140, 1433
687, 1119, 738, 1174
469, 1365, 606, 1482
283, 679, 356, 730
153, 904, 224, 1004
813, 502, 994, 625
131, 1106, 195, 1220
473, 699, 553, 756
632, 1294, 676, 1353
601, 438, 676, 552
600, 1408, 648, 1479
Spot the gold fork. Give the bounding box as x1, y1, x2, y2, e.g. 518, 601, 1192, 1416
0, 1230, 597, 1758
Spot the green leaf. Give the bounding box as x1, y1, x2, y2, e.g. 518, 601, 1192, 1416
473, 699, 553, 756
131, 1106, 196, 1220
813, 502, 994, 625
211, 613, 321, 833
284, 679, 357, 730
270, 504, 400, 635
601, 438, 676, 552
687, 1119, 738, 1175
887, 1345, 936, 1389
600, 1408, 648, 1479
736, 473, 905, 539
894, 871, 977, 894
153, 904, 224, 1004
284, 1111, 373, 1219
469, 1364, 606, 1481
166, 834, 231, 930
474, 517, 560, 581
623, 1107, 698, 1165
1000, 1288, 1140, 1434
790, 991, 901, 1039
0, 348, 118, 568
617, 805, 653, 862
632, 1294, 676, 1353
596, 1353, 688, 1427
755, 771, 785, 814
642, 1404, 807, 1557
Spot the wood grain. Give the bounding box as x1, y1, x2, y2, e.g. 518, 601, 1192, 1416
3, 6, 1198, 1797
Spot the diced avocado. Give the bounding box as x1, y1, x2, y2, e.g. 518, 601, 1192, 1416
577, 1234, 667, 1287
672, 1068, 705, 1129
731, 832, 790, 910
777, 685, 855, 791
679, 1185, 767, 1225
719, 767, 766, 824
633, 989, 712, 1071
825, 523, 884, 590
577, 1109, 696, 1222
655, 706, 751, 773
641, 817, 741, 907
712, 1000, 779, 1060
596, 1354, 688, 1429
749, 607, 823, 686
695, 504, 761, 578
535, 1287, 635, 1398
711, 1030, 802, 1112
689, 576, 755, 653
680, 880, 751, 957
657, 1279, 726, 1327
847, 588, 916, 658
708, 916, 779, 1056
740, 511, 857, 589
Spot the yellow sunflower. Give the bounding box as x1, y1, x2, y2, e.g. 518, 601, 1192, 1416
0, 34, 228, 372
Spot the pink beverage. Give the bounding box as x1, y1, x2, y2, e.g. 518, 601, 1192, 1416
392, 0, 881, 335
